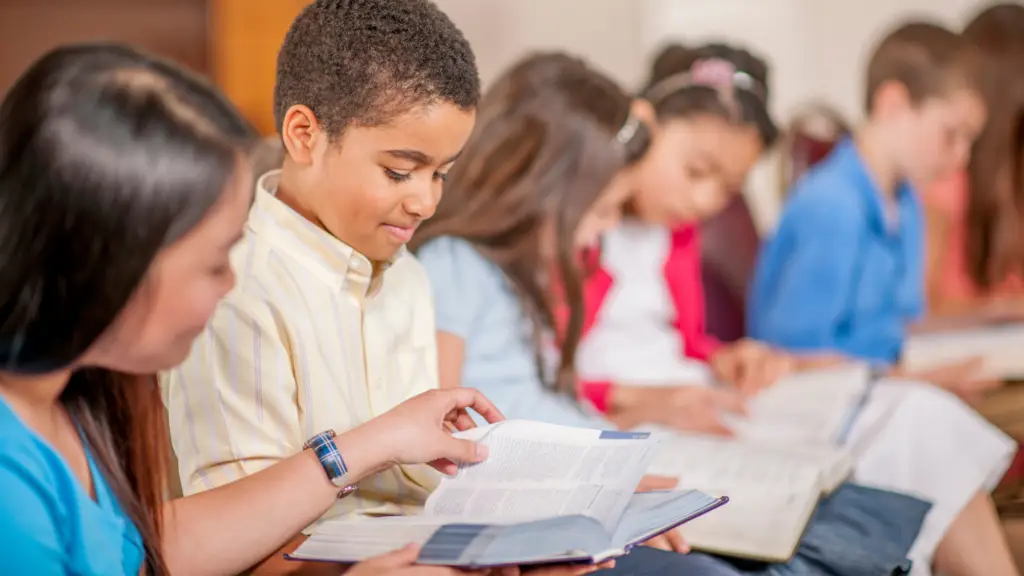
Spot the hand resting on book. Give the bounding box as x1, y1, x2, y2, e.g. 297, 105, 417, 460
608, 385, 747, 435
709, 339, 795, 395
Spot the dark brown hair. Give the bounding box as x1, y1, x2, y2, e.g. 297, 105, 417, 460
0, 44, 256, 574
274, 0, 479, 139
864, 21, 983, 113
963, 4, 1024, 288
411, 52, 650, 395
642, 43, 778, 147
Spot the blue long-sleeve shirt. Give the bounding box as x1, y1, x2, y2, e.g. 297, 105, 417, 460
748, 139, 925, 364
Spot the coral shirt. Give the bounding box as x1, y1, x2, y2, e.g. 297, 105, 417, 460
924, 170, 1023, 304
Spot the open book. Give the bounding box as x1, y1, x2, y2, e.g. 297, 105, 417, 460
903, 320, 1024, 380
640, 364, 878, 562
289, 420, 727, 568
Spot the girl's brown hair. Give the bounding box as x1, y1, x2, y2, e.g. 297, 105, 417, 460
642, 43, 778, 147
411, 52, 650, 395
0, 44, 256, 574
963, 4, 1024, 289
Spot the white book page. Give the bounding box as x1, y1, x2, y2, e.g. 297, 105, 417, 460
426, 420, 657, 530
292, 517, 448, 562
722, 364, 870, 446
646, 433, 824, 561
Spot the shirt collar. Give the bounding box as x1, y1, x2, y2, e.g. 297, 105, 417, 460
248, 169, 403, 300
833, 138, 917, 237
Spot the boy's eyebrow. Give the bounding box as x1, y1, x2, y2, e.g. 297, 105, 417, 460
384, 149, 462, 166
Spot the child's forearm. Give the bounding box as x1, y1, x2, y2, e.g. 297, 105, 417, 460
161, 426, 383, 576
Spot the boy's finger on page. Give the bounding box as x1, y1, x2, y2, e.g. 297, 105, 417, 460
440, 436, 489, 465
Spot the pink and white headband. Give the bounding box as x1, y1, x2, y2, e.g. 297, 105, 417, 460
644, 57, 765, 104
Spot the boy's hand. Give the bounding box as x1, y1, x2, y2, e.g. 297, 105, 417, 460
710, 339, 794, 395
355, 388, 504, 475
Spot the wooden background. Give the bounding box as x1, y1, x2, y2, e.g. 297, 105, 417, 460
0, 0, 309, 135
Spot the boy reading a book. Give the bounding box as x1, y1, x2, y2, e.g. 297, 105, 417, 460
163, 0, 476, 520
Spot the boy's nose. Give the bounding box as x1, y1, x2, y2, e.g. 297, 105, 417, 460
404, 184, 439, 220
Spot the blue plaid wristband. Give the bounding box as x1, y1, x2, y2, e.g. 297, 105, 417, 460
304, 429, 354, 496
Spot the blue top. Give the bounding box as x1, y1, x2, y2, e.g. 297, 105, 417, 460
0, 396, 145, 575
748, 139, 925, 364
417, 236, 609, 428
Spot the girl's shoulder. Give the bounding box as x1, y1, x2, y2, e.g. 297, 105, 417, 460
415, 235, 507, 288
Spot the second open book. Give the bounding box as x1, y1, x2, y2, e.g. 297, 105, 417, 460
289, 421, 726, 568
639, 363, 884, 562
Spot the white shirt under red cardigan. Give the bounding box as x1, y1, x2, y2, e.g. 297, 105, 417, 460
574, 221, 721, 412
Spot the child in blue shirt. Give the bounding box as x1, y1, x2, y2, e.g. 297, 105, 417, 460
750, 23, 1021, 575
750, 23, 986, 376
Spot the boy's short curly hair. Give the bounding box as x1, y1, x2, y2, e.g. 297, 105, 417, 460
273, 0, 480, 139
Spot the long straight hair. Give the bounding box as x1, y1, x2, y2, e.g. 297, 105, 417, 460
962, 4, 1024, 289
411, 53, 650, 395
0, 44, 257, 574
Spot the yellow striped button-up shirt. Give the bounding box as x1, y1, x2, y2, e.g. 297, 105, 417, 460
161, 170, 440, 524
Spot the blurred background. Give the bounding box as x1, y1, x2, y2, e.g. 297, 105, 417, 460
0, 0, 996, 231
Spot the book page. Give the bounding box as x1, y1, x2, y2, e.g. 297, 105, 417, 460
646, 433, 824, 561
291, 516, 449, 562
425, 420, 658, 530
902, 322, 1024, 379
722, 364, 870, 446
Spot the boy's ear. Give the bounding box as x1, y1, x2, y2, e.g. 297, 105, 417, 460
871, 80, 913, 118
281, 104, 324, 166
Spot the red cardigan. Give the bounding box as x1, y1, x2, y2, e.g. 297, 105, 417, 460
572, 226, 722, 412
